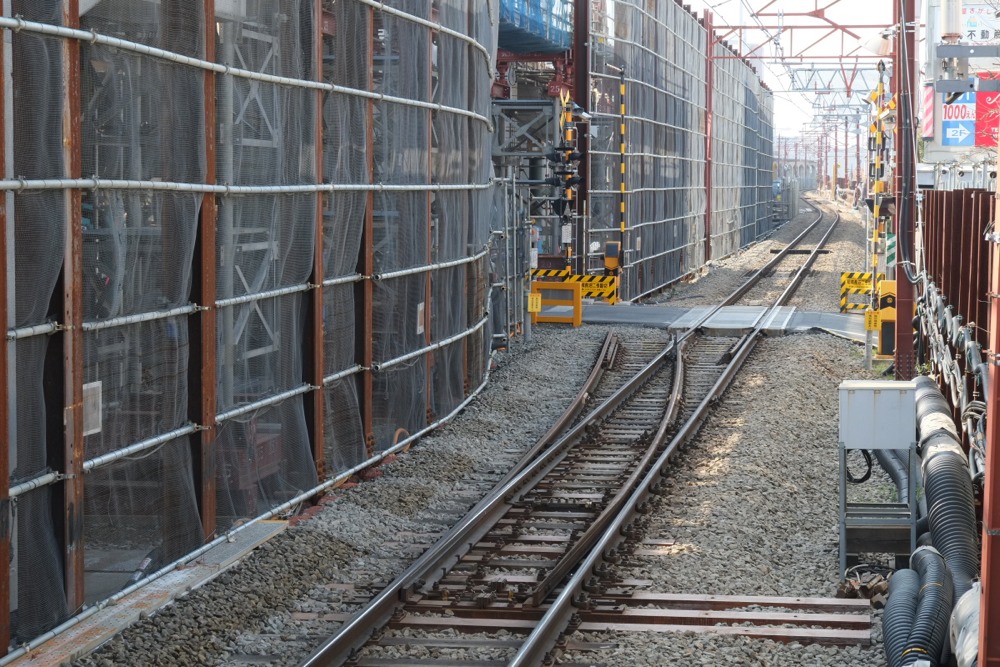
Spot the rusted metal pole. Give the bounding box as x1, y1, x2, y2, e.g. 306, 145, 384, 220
0, 12, 10, 652
308, 0, 326, 477
61, 0, 85, 613
425, 13, 434, 428
704, 11, 714, 262
573, 0, 590, 274
894, 0, 915, 379
192, 0, 219, 539
362, 7, 375, 457
982, 21, 1000, 662
983, 145, 1000, 667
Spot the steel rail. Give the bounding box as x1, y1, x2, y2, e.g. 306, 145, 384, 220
511, 203, 841, 666
298, 200, 833, 667
526, 337, 688, 607
630, 198, 823, 302
296, 332, 621, 667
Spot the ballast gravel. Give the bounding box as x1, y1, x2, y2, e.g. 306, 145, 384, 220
76, 198, 892, 667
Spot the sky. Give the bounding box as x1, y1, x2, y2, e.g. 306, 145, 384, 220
684, 0, 899, 136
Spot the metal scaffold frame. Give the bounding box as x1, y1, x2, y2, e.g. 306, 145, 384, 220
0, 0, 500, 654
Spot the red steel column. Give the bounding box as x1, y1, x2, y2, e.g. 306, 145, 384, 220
893, 0, 916, 379
193, 0, 219, 539
0, 13, 10, 652
308, 0, 326, 476
573, 0, 590, 274
704, 11, 714, 262
982, 155, 1000, 667
61, 0, 85, 612
425, 13, 433, 427
362, 8, 375, 458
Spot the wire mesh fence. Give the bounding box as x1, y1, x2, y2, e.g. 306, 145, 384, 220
0, 0, 772, 651
587, 1, 773, 301
1, 0, 498, 649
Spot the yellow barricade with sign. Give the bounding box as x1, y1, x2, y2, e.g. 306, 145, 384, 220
531, 281, 582, 327
530, 268, 572, 279
529, 269, 620, 304
840, 272, 885, 312
564, 274, 619, 303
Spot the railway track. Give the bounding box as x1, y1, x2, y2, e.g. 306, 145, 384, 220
296, 200, 847, 666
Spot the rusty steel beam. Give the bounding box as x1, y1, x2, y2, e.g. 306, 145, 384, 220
982, 146, 1000, 667
308, 0, 326, 477
573, 0, 589, 275
425, 14, 433, 430
0, 13, 9, 653
61, 0, 85, 613
362, 6, 375, 458
704, 11, 714, 262
191, 0, 219, 539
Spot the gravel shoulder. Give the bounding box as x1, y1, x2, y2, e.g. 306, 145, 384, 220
77, 198, 891, 667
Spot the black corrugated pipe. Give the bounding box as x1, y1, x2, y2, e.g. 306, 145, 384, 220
901, 547, 954, 666
884, 569, 919, 667
915, 376, 980, 603
874, 448, 909, 504
915, 376, 959, 445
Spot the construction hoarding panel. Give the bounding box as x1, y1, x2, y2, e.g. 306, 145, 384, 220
0, 0, 499, 650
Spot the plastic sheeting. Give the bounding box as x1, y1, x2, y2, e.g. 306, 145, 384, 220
9, 0, 71, 642
1, 0, 498, 647
711, 43, 774, 257
498, 0, 573, 54
369, 0, 496, 452
590, 1, 708, 300
587, 1, 773, 301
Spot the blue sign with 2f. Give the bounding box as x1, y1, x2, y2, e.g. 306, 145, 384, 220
942, 120, 975, 146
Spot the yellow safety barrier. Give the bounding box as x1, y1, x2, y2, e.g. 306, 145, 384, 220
839, 271, 885, 313
529, 270, 619, 304
530, 268, 572, 279
531, 281, 582, 327
565, 274, 619, 303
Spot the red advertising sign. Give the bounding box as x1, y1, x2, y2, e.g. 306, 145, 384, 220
976, 72, 1000, 147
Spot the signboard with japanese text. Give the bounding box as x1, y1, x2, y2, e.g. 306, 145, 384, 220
963, 5, 1000, 44
942, 92, 976, 146
924, 1, 1000, 160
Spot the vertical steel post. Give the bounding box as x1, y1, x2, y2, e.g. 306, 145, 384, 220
982, 126, 1000, 667
425, 7, 433, 427
573, 0, 590, 275
362, 7, 375, 458
0, 12, 10, 652
61, 0, 85, 613
834, 120, 840, 199
308, 0, 326, 476
894, 0, 915, 379
855, 126, 862, 186
192, 0, 219, 539
618, 69, 627, 253
704, 11, 714, 262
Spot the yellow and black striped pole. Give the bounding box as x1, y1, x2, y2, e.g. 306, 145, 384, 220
619, 71, 627, 246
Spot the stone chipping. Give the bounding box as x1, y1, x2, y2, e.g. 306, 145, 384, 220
76, 198, 893, 667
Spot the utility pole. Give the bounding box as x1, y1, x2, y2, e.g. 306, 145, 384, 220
893, 0, 915, 379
